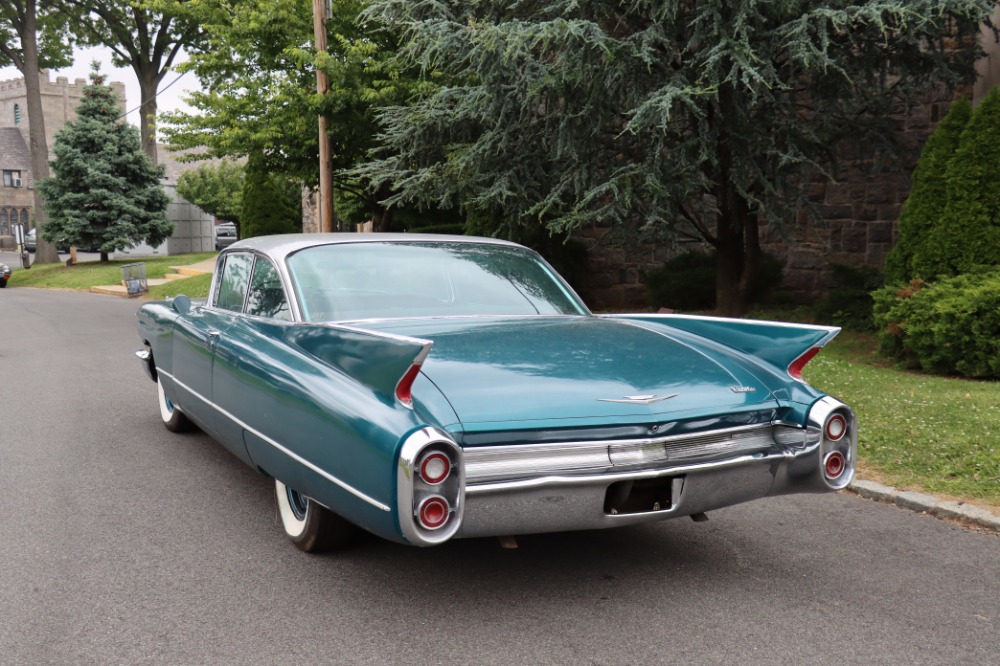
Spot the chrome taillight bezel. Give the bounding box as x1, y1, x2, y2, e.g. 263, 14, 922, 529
397, 428, 465, 546
807, 397, 858, 491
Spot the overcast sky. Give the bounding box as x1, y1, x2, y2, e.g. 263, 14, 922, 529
0, 44, 199, 128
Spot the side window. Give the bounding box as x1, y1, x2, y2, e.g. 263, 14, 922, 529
215, 253, 253, 312
246, 258, 291, 321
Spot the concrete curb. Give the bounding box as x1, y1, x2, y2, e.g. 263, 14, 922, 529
850, 479, 1000, 533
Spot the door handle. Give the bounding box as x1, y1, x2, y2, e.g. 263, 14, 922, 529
207, 330, 221, 350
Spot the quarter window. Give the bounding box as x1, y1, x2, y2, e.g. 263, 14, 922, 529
246, 258, 291, 320
215, 253, 253, 312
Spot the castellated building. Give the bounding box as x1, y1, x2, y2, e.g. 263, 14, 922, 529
0, 72, 126, 239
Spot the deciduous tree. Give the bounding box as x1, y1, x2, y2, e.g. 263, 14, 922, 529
161, 0, 425, 229
357, 0, 994, 314
38, 67, 173, 262
61, 0, 201, 164
176, 159, 244, 232
0, 0, 73, 264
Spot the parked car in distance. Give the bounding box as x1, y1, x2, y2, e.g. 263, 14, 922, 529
135, 234, 857, 553
24, 227, 73, 253
214, 223, 238, 250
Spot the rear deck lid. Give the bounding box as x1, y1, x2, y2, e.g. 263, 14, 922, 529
360, 316, 777, 430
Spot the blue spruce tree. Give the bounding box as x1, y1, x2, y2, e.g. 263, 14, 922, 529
39, 65, 172, 262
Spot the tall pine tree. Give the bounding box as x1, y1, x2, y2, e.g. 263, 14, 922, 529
38, 66, 172, 262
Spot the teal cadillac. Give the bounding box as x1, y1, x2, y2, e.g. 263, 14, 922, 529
135, 235, 856, 552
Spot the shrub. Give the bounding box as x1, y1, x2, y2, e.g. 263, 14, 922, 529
643, 251, 716, 310
464, 214, 590, 295
873, 269, 1000, 378
813, 264, 883, 331
643, 251, 783, 311
916, 89, 1000, 278
884, 98, 970, 283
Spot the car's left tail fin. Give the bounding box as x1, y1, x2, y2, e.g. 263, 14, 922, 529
284, 324, 432, 407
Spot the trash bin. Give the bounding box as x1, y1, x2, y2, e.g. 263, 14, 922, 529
121, 262, 148, 298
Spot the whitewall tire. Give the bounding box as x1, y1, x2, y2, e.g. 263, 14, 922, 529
157, 376, 193, 433
274, 479, 356, 552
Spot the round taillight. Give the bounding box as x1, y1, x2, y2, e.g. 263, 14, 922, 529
419, 451, 451, 485
824, 451, 846, 479
825, 414, 847, 442
417, 495, 450, 530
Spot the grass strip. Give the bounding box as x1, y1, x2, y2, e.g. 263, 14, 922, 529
805, 333, 1000, 509
146, 273, 213, 300
9, 253, 216, 291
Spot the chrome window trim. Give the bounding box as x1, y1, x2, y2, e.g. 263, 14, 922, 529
158, 369, 391, 513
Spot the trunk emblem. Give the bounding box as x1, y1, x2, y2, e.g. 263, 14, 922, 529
597, 394, 678, 405
731, 386, 757, 393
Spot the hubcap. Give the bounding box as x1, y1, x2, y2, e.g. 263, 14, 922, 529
286, 487, 309, 521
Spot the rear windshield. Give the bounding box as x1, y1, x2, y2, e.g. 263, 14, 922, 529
286, 242, 588, 322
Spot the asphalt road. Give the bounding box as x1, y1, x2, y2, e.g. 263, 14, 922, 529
1, 288, 998, 666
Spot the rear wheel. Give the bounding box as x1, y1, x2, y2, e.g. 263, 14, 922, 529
274, 479, 356, 552
157, 376, 192, 432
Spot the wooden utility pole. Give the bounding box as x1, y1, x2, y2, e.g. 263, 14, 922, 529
312, 0, 334, 232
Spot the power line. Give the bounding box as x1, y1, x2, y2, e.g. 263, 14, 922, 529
118, 70, 188, 120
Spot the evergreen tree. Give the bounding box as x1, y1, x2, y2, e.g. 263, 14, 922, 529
38, 66, 172, 262
357, 0, 991, 315
885, 98, 971, 283
918, 87, 1000, 278
240, 154, 302, 239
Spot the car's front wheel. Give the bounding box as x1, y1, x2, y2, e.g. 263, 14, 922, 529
274, 479, 356, 552
157, 376, 192, 432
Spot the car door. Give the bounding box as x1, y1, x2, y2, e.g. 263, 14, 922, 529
210, 254, 293, 465
170, 252, 252, 441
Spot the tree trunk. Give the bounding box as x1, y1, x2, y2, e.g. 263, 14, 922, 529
371, 188, 394, 232
372, 207, 394, 233
136, 70, 160, 165
20, 0, 59, 265
714, 189, 758, 317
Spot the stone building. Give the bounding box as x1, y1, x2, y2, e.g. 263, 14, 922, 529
0, 72, 126, 241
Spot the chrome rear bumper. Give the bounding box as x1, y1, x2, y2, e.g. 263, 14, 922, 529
454, 397, 856, 539
455, 443, 838, 538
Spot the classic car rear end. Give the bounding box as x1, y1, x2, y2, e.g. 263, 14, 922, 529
135, 235, 856, 552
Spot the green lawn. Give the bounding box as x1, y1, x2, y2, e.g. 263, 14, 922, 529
146, 272, 213, 300
9, 253, 217, 291
804, 332, 1000, 510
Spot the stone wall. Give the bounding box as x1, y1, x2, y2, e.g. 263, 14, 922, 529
576, 88, 967, 310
